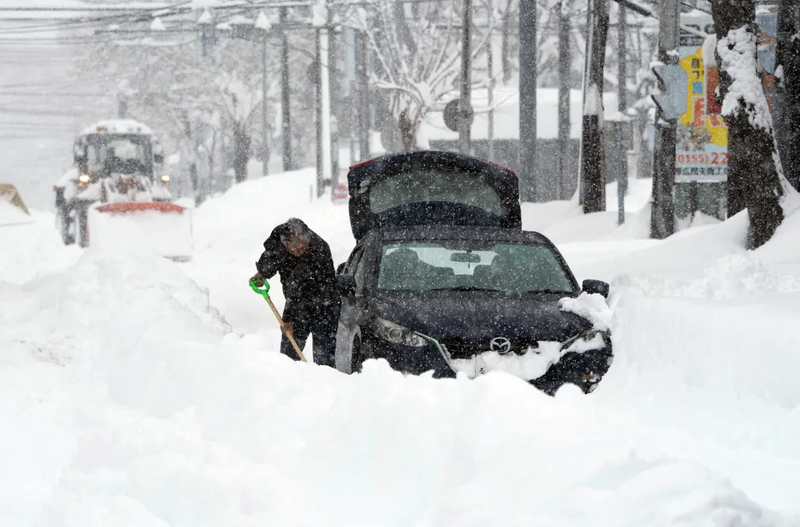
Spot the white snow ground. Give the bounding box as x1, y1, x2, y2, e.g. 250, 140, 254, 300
2, 170, 800, 527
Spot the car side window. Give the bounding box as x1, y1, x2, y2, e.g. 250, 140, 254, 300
344, 247, 362, 275
354, 252, 367, 291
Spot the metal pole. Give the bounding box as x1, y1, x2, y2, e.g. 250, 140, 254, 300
557, 0, 570, 199
262, 36, 270, 177
617, 1, 627, 224
329, 19, 340, 188
315, 29, 323, 195
650, 0, 678, 238
458, 0, 473, 154
280, 7, 293, 172
487, 22, 495, 162
320, 25, 332, 193
519, 0, 537, 201
356, 29, 370, 159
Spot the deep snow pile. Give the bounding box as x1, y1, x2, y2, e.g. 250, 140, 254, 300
0, 210, 80, 284
2, 172, 800, 526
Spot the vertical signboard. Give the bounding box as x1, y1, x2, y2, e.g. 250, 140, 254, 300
675, 34, 729, 183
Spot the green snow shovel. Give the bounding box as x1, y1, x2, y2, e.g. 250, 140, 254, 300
249, 279, 307, 362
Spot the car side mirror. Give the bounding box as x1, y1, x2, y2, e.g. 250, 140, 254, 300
337, 274, 356, 296
154, 153, 165, 164
582, 279, 609, 298
336, 262, 346, 274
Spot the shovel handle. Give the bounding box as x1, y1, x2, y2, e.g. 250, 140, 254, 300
250, 279, 307, 362
265, 296, 307, 363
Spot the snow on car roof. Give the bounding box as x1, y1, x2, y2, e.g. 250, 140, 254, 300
80, 119, 154, 136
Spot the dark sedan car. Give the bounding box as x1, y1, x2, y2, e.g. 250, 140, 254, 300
335, 151, 612, 394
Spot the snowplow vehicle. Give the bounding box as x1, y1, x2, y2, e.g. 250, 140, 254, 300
334, 151, 613, 394
54, 120, 192, 261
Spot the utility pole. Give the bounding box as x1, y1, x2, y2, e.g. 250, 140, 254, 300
487, 20, 495, 162
329, 17, 340, 188
556, 0, 570, 200
257, 11, 271, 178
519, 0, 538, 202
280, 7, 293, 172
579, 0, 609, 213
650, 0, 679, 238
616, 1, 628, 224
356, 29, 370, 160
458, 0, 473, 155
313, 2, 332, 197
261, 37, 270, 176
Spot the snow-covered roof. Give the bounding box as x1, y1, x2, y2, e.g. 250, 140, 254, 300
80, 119, 154, 136
421, 88, 619, 143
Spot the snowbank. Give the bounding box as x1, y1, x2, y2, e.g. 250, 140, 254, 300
0, 198, 34, 227
0, 210, 80, 284
3, 251, 787, 526
3, 164, 800, 525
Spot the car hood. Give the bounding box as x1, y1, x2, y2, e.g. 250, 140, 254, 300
369, 291, 592, 342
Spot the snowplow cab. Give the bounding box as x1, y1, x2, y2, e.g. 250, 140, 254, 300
71, 120, 167, 189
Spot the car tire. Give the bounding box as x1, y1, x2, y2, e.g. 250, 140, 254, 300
56, 208, 74, 246
351, 336, 364, 373
76, 203, 90, 248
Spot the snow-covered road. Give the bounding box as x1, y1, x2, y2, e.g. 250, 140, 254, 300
2, 171, 799, 526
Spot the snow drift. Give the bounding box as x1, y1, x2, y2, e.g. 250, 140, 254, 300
2, 172, 800, 526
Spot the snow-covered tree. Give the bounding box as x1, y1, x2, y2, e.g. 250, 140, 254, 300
348, 0, 495, 151
711, 0, 799, 248
78, 13, 287, 188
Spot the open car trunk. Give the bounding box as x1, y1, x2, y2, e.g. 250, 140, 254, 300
347, 151, 521, 240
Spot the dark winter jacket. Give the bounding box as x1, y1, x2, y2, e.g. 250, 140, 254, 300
255, 222, 339, 312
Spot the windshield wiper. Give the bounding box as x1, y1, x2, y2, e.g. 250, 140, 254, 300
523, 289, 573, 295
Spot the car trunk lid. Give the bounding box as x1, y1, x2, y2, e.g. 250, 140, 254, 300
347, 151, 521, 240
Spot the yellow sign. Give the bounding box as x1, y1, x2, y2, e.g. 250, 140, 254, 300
675, 44, 729, 182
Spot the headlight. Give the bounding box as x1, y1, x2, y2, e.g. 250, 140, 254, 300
561, 329, 608, 354
78, 174, 91, 184
160, 174, 171, 183
371, 317, 427, 347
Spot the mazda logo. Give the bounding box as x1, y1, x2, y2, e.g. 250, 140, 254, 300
490, 337, 512, 354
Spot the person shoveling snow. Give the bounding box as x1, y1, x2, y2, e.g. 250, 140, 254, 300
250, 218, 340, 367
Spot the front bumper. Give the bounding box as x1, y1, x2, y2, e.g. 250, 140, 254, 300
367, 330, 613, 394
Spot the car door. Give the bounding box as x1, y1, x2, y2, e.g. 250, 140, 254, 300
335, 244, 366, 373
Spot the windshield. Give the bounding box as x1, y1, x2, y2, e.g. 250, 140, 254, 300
378, 241, 575, 294
369, 169, 504, 217
85, 134, 152, 176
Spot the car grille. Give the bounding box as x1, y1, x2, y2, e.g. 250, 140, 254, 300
439, 337, 539, 359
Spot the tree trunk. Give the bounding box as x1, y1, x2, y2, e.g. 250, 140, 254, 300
776, 1, 800, 192
712, 0, 785, 248
233, 123, 251, 184
397, 109, 418, 152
